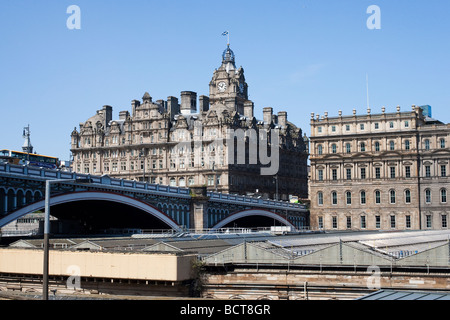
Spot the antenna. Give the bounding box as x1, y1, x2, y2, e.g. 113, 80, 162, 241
366, 73, 370, 109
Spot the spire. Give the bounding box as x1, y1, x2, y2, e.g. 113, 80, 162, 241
222, 44, 235, 65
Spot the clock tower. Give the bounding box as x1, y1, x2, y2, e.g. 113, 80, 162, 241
209, 45, 249, 115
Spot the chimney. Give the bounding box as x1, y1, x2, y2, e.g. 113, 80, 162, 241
263, 107, 273, 125
278, 111, 287, 127
180, 91, 197, 114
102, 105, 112, 128
244, 101, 254, 119
131, 100, 140, 117
119, 110, 129, 120
167, 96, 180, 119
199, 95, 210, 113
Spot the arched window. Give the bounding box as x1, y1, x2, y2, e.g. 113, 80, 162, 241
375, 190, 381, 204
375, 141, 380, 152
331, 144, 337, 154
318, 192, 323, 205
405, 189, 411, 203
360, 190, 366, 204
346, 191, 352, 205
441, 189, 447, 203
425, 189, 432, 203
360, 142, 366, 152
390, 190, 396, 204
332, 191, 338, 205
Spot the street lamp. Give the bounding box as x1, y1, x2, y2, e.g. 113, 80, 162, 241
43, 178, 92, 300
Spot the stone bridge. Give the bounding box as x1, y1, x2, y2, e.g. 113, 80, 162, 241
0, 163, 308, 234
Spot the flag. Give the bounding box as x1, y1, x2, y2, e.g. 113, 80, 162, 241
222, 31, 229, 36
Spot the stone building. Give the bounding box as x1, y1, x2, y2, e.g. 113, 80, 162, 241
309, 105, 449, 231
70, 45, 309, 200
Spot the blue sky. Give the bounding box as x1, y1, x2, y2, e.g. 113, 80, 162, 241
0, 0, 449, 160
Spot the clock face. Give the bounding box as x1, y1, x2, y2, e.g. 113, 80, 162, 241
218, 81, 227, 92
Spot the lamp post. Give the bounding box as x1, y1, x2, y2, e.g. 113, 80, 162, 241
43, 178, 92, 300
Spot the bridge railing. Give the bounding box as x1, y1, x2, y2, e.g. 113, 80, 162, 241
0, 163, 308, 211
207, 191, 307, 211
0, 163, 190, 197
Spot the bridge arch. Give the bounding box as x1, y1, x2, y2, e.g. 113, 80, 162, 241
211, 209, 296, 230
0, 191, 181, 231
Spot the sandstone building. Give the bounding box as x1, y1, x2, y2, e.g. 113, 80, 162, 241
309, 106, 449, 231
70, 46, 309, 200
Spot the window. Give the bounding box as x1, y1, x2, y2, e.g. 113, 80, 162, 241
169, 178, 176, 186
360, 168, 366, 179
318, 192, 323, 205
346, 143, 351, 154
374, 123, 379, 129
179, 177, 186, 187
318, 127, 322, 133
346, 216, 352, 229
332, 125, 336, 132
318, 216, 324, 229
360, 124, 365, 130
425, 165, 431, 178
425, 139, 430, 150
390, 167, 396, 179
332, 216, 338, 229
346, 168, 352, 180
441, 165, 447, 177
390, 215, 396, 229
442, 215, 448, 228
346, 191, 352, 205
405, 189, 411, 203
332, 191, 338, 205
426, 215, 432, 228
389, 141, 395, 151
406, 215, 411, 229
405, 140, 410, 150
361, 216, 367, 229
389, 122, 394, 129
331, 144, 337, 154
375, 216, 381, 229
318, 144, 323, 155
332, 169, 337, 181
390, 190, 396, 204
318, 169, 323, 181
360, 191, 366, 204
360, 142, 366, 152
375, 190, 381, 204
404, 120, 409, 128
375, 141, 380, 152
346, 125, 350, 131
441, 189, 447, 203
375, 167, 381, 179
440, 138, 446, 149
405, 166, 411, 178
425, 189, 432, 203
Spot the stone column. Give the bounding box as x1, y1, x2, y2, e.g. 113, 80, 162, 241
189, 186, 210, 232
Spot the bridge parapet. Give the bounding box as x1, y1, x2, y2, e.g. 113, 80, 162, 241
0, 163, 190, 197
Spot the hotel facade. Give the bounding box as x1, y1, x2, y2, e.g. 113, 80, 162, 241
309, 105, 449, 231
70, 46, 309, 200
